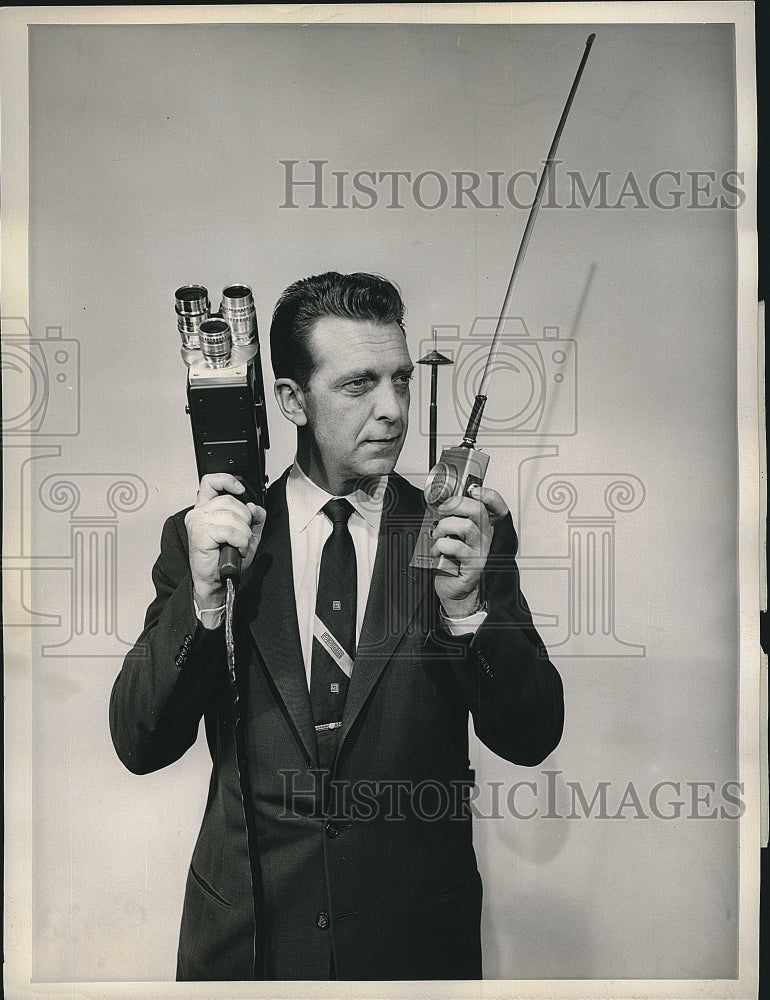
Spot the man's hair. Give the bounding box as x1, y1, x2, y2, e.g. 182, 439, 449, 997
270, 271, 406, 390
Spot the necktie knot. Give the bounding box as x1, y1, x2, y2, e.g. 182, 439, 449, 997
323, 498, 355, 527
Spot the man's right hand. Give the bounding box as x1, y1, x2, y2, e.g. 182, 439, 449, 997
184, 474, 266, 609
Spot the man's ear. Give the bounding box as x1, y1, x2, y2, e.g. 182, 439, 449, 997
274, 378, 308, 427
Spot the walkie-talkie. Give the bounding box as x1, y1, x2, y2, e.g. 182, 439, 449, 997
411, 33, 595, 575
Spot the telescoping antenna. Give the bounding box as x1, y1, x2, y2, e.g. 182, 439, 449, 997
461, 32, 595, 448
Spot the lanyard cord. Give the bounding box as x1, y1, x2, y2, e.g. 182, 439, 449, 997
223, 575, 265, 976
225, 576, 237, 688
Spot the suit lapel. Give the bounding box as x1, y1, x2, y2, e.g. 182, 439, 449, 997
241, 471, 319, 768
338, 474, 431, 753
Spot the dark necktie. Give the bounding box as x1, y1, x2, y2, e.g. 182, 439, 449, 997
310, 498, 357, 768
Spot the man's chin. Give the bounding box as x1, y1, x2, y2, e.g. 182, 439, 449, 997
362, 456, 398, 476
350, 454, 400, 489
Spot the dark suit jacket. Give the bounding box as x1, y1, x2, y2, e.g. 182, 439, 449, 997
110, 469, 563, 981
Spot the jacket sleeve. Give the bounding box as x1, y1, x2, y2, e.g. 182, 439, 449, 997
432, 512, 564, 766
109, 512, 227, 775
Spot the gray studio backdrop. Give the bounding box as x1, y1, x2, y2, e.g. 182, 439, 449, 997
25, 21, 739, 981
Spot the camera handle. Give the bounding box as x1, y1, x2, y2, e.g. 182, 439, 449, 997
217, 475, 266, 583
219, 546, 241, 581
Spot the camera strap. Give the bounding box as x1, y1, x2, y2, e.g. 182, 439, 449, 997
224, 576, 265, 976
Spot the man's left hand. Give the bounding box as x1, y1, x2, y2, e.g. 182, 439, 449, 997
430, 485, 509, 617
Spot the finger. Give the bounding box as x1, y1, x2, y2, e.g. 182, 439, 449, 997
430, 536, 485, 568
193, 512, 255, 551
430, 515, 480, 546
437, 497, 490, 533
196, 474, 246, 503
210, 523, 256, 557
431, 535, 470, 560
246, 503, 267, 530
467, 484, 509, 521
200, 493, 255, 520
246, 505, 267, 547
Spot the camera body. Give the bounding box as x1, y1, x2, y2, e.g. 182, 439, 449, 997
186, 347, 269, 506
409, 443, 489, 575
178, 284, 270, 512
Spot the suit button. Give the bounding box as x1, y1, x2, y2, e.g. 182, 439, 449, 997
324, 821, 339, 839
316, 912, 330, 929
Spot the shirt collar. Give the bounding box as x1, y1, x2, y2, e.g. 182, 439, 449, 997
286, 460, 387, 534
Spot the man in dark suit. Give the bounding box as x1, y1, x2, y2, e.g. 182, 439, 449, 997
110, 271, 564, 981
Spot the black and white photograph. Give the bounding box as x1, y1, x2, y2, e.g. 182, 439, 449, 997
1, 3, 763, 997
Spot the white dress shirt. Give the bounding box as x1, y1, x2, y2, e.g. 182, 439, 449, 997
195, 460, 487, 685
286, 460, 385, 688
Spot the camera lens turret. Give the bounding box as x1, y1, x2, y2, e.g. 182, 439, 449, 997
199, 318, 232, 369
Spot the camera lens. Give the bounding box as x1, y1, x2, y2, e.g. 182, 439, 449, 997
175, 284, 210, 349
199, 318, 232, 368
220, 284, 257, 348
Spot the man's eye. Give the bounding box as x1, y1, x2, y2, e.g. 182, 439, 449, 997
346, 378, 371, 390
395, 373, 414, 387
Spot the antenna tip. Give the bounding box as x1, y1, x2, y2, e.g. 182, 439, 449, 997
586, 32, 596, 46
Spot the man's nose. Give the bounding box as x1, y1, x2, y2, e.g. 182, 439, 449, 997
372, 381, 405, 422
